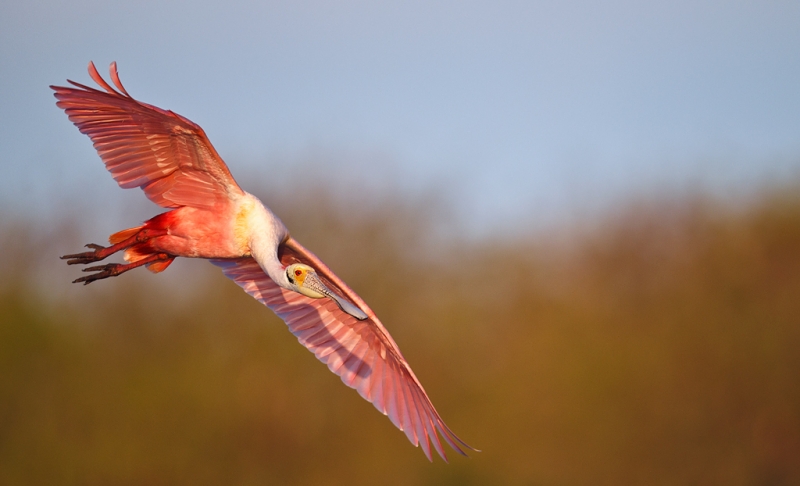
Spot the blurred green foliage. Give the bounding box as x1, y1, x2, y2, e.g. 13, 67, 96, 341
1, 186, 799, 485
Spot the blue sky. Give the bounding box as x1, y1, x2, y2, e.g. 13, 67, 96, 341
2, 0, 799, 234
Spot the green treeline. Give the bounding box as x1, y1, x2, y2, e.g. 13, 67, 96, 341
1, 186, 799, 485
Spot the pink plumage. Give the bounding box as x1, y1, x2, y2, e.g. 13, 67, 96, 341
53, 62, 475, 461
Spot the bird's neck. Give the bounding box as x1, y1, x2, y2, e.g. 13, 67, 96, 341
241, 193, 290, 288
252, 242, 288, 288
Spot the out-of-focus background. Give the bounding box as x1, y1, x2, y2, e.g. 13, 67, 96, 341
2, 1, 799, 484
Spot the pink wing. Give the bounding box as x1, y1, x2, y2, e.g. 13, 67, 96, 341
51, 62, 244, 209
212, 237, 474, 461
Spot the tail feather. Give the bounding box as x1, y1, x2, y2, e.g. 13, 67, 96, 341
147, 258, 174, 273
109, 225, 143, 244
108, 219, 174, 275
123, 244, 150, 263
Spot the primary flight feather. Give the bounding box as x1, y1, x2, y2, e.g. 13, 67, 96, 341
53, 62, 474, 461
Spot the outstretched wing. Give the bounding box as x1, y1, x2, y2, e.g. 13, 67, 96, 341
212, 237, 474, 462
51, 62, 244, 209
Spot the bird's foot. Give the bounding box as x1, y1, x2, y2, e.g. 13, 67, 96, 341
69, 252, 172, 285
61, 243, 109, 265
73, 263, 124, 285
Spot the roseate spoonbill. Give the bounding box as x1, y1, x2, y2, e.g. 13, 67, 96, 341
52, 62, 474, 461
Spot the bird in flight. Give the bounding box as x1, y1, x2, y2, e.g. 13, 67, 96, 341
52, 62, 474, 462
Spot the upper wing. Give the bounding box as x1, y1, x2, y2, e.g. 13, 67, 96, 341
51, 62, 245, 209
212, 237, 474, 462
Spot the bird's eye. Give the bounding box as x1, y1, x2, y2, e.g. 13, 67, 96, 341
295, 269, 302, 277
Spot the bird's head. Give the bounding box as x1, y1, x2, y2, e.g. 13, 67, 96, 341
285, 263, 368, 320
285, 263, 325, 298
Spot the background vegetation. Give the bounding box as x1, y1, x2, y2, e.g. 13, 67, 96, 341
1, 181, 799, 485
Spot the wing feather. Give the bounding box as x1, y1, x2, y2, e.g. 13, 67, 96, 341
52, 61, 244, 209
340, 340, 369, 387
409, 385, 434, 461
367, 353, 387, 412
211, 240, 474, 461
403, 377, 422, 447
396, 370, 416, 444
